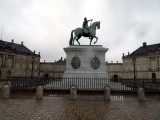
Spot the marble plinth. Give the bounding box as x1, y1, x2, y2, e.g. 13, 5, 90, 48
63, 45, 108, 78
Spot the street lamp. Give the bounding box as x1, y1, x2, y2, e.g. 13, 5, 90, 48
132, 56, 136, 80
31, 55, 34, 78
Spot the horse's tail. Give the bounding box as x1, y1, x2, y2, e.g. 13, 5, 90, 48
69, 30, 75, 45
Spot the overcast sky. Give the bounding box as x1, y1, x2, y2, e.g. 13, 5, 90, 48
0, 0, 160, 62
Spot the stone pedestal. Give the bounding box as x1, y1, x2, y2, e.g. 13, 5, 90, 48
36, 86, 43, 100
63, 45, 108, 78
2, 84, 10, 99
70, 86, 77, 100
138, 87, 145, 102
104, 86, 111, 101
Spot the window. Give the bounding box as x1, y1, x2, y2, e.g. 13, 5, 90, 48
143, 64, 147, 71
29, 64, 32, 69
0, 58, 2, 67
22, 72, 25, 76
158, 57, 160, 68
125, 65, 128, 71
15, 63, 19, 69
15, 71, 19, 76
137, 64, 140, 71
34, 65, 37, 70
22, 64, 26, 69
150, 59, 156, 70
7, 59, 12, 68
16, 56, 20, 59
34, 72, 37, 76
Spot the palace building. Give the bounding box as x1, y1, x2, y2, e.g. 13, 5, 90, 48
40, 57, 66, 78
0, 39, 40, 79
122, 42, 160, 79
2, 39, 158, 80
106, 61, 123, 81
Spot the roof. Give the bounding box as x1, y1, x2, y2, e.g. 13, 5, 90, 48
54, 59, 66, 64
124, 43, 160, 58
0, 40, 40, 57
40, 58, 66, 65
105, 62, 122, 65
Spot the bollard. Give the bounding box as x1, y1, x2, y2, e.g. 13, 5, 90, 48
36, 86, 43, 100
2, 84, 10, 99
104, 86, 111, 101
70, 85, 77, 100
138, 87, 145, 102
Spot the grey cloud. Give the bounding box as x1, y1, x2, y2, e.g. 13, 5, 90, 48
0, 0, 160, 62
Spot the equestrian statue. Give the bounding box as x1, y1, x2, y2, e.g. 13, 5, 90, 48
69, 17, 100, 45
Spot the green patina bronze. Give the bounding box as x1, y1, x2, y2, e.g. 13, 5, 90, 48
69, 17, 101, 46
91, 55, 100, 69
71, 55, 81, 69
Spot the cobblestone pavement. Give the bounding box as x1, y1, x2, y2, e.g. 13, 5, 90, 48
0, 98, 160, 120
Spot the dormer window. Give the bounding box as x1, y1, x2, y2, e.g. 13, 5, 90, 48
7, 43, 12, 48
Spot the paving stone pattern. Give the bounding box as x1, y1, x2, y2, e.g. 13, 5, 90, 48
0, 99, 160, 120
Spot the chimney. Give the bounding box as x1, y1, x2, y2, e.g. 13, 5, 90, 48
11, 39, 14, 43
143, 42, 147, 48
128, 52, 130, 55
44, 60, 45, 63
61, 57, 63, 61
34, 50, 35, 54
117, 61, 118, 63
21, 41, 23, 45
123, 53, 124, 57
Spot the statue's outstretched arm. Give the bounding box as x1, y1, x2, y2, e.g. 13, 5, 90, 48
88, 19, 93, 22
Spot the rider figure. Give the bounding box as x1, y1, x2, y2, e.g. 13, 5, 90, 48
82, 17, 93, 34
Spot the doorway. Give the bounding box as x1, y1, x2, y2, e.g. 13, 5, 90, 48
152, 73, 156, 82
113, 75, 118, 82
44, 74, 49, 78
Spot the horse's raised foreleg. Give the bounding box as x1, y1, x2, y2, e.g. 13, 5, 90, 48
93, 36, 98, 44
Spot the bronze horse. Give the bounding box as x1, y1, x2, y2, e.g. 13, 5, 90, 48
69, 21, 100, 45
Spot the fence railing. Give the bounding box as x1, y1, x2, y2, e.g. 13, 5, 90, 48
0, 77, 160, 93
120, 78, 160, 92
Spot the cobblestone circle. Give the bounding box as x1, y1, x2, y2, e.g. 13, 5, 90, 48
0, 99, 160, 120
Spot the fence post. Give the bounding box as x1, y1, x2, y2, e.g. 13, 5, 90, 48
70, 85, 77, 100
36, 86, 43, 100
104, 86, 110, 101
1, 84, 10, 99
138, 87, 145, 102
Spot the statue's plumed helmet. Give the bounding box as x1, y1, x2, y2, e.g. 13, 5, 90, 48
84, 17, 87, 20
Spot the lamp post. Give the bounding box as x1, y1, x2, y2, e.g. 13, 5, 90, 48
132, 56, 136, 80
31, 56, 34, 78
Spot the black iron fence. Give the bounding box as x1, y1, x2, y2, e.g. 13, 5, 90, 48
0, 77, 160, 93
120, 78, 160, 93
